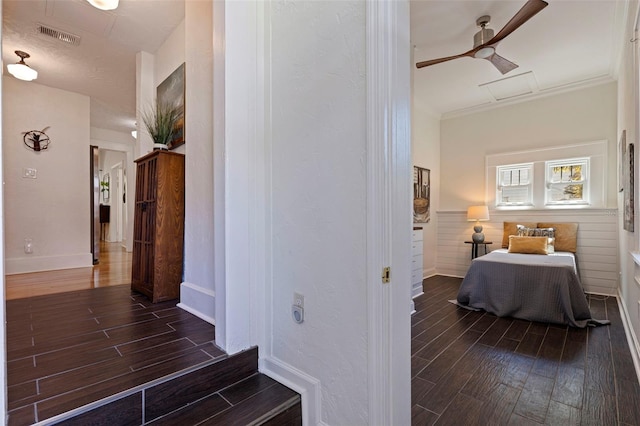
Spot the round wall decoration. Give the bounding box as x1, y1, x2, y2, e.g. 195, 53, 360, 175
23, 127, 50, 152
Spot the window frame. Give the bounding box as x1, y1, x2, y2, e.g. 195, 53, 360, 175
496, 163, 534, 207
545, 158, 590, 206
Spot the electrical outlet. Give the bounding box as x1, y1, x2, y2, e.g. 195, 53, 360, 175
23, 168, 37, 179
293, 292, 304, 308
24, 238, 33, 254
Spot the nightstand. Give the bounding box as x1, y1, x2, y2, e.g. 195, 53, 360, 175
465, 241, 492, 259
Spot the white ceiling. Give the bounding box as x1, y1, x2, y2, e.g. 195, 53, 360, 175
1, 1, 627, 131
411, 0, 627, 118
2, 0, 184, 134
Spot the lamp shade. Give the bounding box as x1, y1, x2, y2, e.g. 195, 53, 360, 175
467, 205, 490, 221
86, 0, 119, 10
7, 63, 37, 81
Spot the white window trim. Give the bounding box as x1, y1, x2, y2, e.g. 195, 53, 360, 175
496, 163, 534, 207
545, 158, 590, 206
485, 140, 607, 209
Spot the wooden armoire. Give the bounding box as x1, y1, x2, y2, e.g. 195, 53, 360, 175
131, 150, 185, 302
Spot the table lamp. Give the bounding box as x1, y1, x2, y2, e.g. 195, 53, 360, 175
467, 205, 490, 243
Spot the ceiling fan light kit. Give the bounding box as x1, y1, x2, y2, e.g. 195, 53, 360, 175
416, 0, 548, 74
86, 0, 119, 11
7, 50, 38, 81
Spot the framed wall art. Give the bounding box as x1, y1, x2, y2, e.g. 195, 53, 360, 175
413, 166, 430, 223
157, 62, 185, 150
624, 143, 634, 232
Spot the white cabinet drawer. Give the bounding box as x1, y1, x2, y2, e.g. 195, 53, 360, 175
412, 254, 423, 269
412, 229, 423, 242
411, 241, 422, 256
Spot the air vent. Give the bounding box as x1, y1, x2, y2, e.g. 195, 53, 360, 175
36, 24, 81, 46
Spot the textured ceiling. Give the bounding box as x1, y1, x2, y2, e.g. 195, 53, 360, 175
411, 0, 627, 118
3, 1, 627, 130
2, 0, 184, 134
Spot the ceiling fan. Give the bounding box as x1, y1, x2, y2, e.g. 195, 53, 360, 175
415, 0, 548, 75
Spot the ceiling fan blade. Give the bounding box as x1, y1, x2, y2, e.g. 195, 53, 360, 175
416, 49, 475, 69
486, 53, 519, 74
486, 0, 548, 47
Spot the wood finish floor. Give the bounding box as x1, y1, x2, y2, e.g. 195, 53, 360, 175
412, 275, 640, 426
6, 242, 132, 300
5, 242, 301, 425
6, 284, 224, 424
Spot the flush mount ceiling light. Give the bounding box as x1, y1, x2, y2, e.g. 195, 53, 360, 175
86, 0, 119, 10
7, 50, 38, 81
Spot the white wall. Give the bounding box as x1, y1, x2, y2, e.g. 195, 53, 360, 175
440, 82, 618, 211
148, 3, 216, 323
412, 103, 440, 277
3, 77, 92, 274
616, 0, 640, 378
179, 1, 215, 323
269, 2, 369, 424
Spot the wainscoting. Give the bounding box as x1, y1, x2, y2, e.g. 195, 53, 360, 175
436, 209, 618, 295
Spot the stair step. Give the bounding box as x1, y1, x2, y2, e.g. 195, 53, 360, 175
46, 346, 301, 425
150, 373, 301, 425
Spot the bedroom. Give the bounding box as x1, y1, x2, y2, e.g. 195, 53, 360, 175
411, 0, 639, 423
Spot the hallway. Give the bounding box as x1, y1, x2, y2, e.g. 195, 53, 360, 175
6, 242, 132, 300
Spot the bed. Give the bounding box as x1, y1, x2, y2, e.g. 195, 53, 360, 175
455, 221, 609, 328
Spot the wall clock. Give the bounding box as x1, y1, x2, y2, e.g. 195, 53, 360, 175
23, 127, 50, 152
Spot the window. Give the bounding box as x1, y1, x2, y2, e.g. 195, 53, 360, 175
496, 163, 533, 206
545, 158, 589, 205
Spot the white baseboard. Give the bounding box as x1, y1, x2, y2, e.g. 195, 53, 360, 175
617, 291, 640, 384
411, 285, 424, 299
260, 356, 322, 426
423, 267, 436, 278
5, 253, 93, 275
177, 282, 215, 325
434, 272, 465, 279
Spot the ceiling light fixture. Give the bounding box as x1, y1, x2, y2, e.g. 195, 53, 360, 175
7, 51, 38, 81
86, 0, 119, 11
474, 46, 495, 59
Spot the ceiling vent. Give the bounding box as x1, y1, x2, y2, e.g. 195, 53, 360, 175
36, 24, 81, 46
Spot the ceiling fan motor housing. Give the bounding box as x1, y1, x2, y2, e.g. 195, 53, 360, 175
473, 27, 494, 48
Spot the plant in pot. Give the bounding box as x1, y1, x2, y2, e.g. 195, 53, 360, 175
141, 99, 183, 150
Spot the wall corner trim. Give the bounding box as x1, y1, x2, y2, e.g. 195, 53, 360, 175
260, 356, 322, 426
177, 282, 215, 325
617, 292, 640, 384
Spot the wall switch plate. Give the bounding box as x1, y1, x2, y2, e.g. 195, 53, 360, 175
293, 292, 304, 308
23, 168, 37, 179
24, 238, 33, 254
292, 305, 304, 324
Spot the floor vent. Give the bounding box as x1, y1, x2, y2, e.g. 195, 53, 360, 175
36, 24, 81, 46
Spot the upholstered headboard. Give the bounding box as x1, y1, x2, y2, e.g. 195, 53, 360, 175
502, 221, 579, 252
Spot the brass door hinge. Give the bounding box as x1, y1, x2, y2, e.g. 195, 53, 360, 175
382, 267, 390, 284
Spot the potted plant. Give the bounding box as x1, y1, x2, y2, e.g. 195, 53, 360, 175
141, 99, 183, 150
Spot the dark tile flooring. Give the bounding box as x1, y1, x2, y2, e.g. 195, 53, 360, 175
6, 283, 302, 425
412, 275, 640, 425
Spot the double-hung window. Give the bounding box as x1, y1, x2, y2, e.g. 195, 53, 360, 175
496, 163, 533, 206
545, 158, 589, 205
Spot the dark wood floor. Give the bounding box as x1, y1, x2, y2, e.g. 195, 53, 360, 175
6, 284, 224, 424
412, 275, 640, 425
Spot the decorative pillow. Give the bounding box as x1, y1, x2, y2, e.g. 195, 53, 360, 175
516, 225, 555, 253
516, 225, 555, 239
508, 236, 549, 255
502, 222, 537, 248
537, 222, 578, 252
